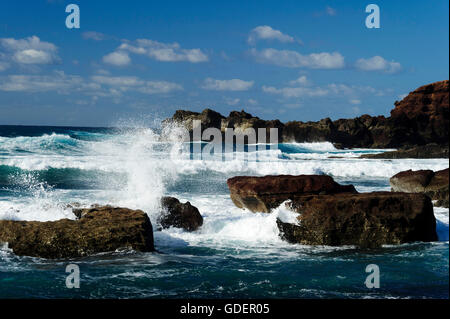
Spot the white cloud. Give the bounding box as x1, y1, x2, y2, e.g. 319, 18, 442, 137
13, 49, 53, 64
117, 39, 208, 63
326, 6, 337, 16
262, 85, 328, 98
247, 98, 258, 105
91, 75, 182, 94
288, 75, 309, 86
0, 72, 182, 96
250, 48, 345, 69
248, 26, 299, 45
82, 31, 105, 41
263, 81, 383, 100
137, 81, 183, 94
225, 97, 240, 106
355, 56, 401, 73
102, 51, 131, 66
0, 72, 82, 92
0, 36, 59, 65
201, 78, 254, 91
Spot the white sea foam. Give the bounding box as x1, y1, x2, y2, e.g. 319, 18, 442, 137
1, 128, 448, 249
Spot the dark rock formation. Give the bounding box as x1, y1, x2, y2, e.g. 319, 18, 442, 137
227, 175, 357, 213
0, 206, 155, 259
390, 168, 449, 207
277, 192, 437, 248
158, 196, 203, 231
164, 80, 449, 154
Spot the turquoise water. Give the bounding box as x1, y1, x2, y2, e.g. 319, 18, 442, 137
0, 125, 448, 298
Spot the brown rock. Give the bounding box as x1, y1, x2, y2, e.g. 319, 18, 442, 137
227, 175, 357, 213
390, 168, 449, 207
158, 197, 203, 231
277, 192, 437, 248
0, 206, 155, 259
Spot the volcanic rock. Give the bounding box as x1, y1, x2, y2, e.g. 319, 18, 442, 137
158, 196, 203, 231
227, 175, 357, 213
390, 168, 449, 207
277, 192, 437, 248
0, 206, 155, 259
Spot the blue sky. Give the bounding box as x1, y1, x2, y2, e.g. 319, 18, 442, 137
0, 0, 448, 126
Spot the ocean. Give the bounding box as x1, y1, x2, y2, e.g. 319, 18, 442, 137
0, 125, 448, 299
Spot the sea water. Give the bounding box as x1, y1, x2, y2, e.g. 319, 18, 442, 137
0, 125, 448, 298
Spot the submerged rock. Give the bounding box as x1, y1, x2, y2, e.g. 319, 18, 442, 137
390, 168, 449, 207
158, 196, 203, 231
0, 206, 155, 259
227, 175, 357, 213
277, 192, 437, 248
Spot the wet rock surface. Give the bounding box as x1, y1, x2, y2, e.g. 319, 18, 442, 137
277, 192, 438, 248
158, 196, 203, 231
0, 206, 155, 259
227, 174, 357, 213
390, 168, 449, 207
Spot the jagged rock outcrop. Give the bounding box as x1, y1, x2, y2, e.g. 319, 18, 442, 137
227, 175, 357, 213
390, 168, 449, 207
0, 206, 155, 259
158, 196, 203, 231
390, 80, 449, 146
164, 80, 449, 155
277, 192, 437, 248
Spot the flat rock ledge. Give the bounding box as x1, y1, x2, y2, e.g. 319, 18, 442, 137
277, 192, 437, 248
0, 206, 155, 259
227, 174, 357, 213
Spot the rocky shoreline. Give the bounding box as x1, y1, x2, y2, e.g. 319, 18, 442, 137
0, 80, 448, 258
1, 167, 448, 258
164, 80, 449, 158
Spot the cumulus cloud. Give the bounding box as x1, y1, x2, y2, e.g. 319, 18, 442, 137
0, 36, 59, 66
115, 39, 208, 63
248, 26, 299, 45
102, 51, 131, 66
82, 31, 106, 41
288, 75, 309, 86
201, 78, 254, 91
250, 48, 345, 69
355, 56, 401, 73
